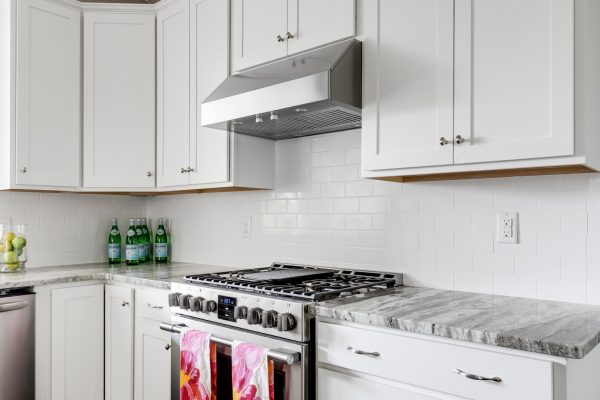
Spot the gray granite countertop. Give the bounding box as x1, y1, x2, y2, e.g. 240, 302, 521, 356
0, 262, 232, 290
310, 286, 600, 359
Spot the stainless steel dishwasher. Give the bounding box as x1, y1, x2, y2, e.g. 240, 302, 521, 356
0, 288, 35, 400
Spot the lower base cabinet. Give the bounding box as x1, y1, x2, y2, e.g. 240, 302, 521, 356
134, 319, 172, 400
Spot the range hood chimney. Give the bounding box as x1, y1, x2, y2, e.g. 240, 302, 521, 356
201, 39, 362, 140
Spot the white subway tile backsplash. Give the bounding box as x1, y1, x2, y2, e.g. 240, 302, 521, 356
143, 130, 600, 305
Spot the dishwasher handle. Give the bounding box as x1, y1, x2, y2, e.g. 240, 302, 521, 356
0, 301, 30, 313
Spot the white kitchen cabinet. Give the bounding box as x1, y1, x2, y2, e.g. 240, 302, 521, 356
83, 11, 156, 189
51, 284, 104, 400
105, 285, 134, 400
231, 0, 355, 72
157, 0, 274, 191
361, 0, 600, 181
0, 0, 81, 190
134, 288, 171, 400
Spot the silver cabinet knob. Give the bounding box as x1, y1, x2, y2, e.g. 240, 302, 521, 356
455, 135, 466, 144
454, 368, 502, 383
286, 32, 295, 40
121, 301, 130, 307
276, 34, 285, 42
165, 344, 171, 351
187, 167, 194, 173
180, 167, 186, 174
146, 171, 152, 177
21, 167, 27, 173
439, 137, 449, 146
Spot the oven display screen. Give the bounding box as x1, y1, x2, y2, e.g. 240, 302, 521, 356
218, 295, 237, 321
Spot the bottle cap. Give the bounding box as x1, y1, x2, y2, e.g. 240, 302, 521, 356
159, 217, 164, 224
112, 218, 117, 224
141, 218, 147, 223
129, 218, 135, 225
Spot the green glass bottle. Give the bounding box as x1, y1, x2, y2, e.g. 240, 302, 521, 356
135, 218, 147, 263
154, 218, 168, 263
125, 218, 139, 266
108, 218, 121, 265
141, 218, 151, 263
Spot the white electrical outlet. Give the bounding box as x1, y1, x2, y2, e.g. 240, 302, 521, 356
497, 212, 518, 244
241, 216, 252, 238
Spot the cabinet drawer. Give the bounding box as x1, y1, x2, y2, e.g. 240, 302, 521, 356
135, 288, 170, 322
317, 321, 553, 400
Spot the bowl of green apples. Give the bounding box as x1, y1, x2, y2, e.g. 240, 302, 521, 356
0, 224, 27, 273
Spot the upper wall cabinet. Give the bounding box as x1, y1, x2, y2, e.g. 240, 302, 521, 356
0, 0, 81, 190
231, 0, 356, 72
157, 0, 275, 191
83, 11, 156, 189
361, 0, 600, 181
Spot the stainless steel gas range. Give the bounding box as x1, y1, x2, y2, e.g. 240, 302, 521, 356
160, 262, 402, 400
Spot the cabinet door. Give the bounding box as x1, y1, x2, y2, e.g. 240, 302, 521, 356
230, 0, 288, 72
361, 0, 454, 172
287, 0, 355, 55
453, 0, 574, 164
105, 286, 134, 400
16, 0, 80, 187
318, 368, 443, 400
189, 0, 230, 185
134, 319, 172, 400
51, 285, 104, 400
157, 0, 191, 187
83, 12, 156, 188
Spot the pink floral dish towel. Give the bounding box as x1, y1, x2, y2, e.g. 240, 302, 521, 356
180, 328, 216, 400
232, 340, 274, 400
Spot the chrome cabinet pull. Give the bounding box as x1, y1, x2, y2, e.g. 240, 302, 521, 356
0, 301, 30, 313
347, 346, 380, 357
439, 137, 450, 146
146, 171, 153, 177
147, 303, 163, 310
122, 301, 130, 307
454, 368, 502, 383
165, 344, 171, 351
277, 34, 285, 42
21, 167, 27, 173
286, 32, 295, 40
180, 167, 186, 174
455, 135, 466, 144
187, 167, 195, 173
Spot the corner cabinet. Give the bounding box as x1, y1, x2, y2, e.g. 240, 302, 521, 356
156, 0, 275, 191
361, 0, 600, 181
231, 0, 356, 72
83, 11, 156, 189
0, 0, 81, 190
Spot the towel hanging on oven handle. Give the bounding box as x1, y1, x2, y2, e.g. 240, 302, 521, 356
159, 322, 301, 365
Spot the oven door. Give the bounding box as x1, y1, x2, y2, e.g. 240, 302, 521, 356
163, 314, 310, 400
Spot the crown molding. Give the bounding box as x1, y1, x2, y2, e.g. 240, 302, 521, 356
44, 0, 163, 14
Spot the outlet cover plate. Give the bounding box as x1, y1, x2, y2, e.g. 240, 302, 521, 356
497, 212, 518, 244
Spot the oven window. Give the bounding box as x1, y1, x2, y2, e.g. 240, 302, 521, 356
216, 352, 286, 400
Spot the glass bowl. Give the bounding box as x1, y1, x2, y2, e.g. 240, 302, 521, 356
0, 224, 27, 273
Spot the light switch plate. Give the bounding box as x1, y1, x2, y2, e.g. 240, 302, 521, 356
241, 216, 252, 239
497, 212, 518, 244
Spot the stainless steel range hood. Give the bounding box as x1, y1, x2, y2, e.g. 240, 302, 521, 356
201, 39, 362, 140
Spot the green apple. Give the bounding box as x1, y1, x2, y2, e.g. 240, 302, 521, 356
3, 232, 15, 243
0, 241, 12, 253
5, 263, 19, 271
11, 236, 26, 250
3, 251, 17, 264
15, 248, 23, 257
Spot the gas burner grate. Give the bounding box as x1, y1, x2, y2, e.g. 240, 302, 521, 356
183, 263, 402, 301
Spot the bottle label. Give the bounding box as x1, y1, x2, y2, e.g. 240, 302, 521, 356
108, 244, 121, 259
110, 229, 119, 236
157, 228, 165, 235
155, 243, 168, 258
138, 243, 148, 259
142, 227, 149, 235
126, 245, 139, 261
145, 243, 151, 257
136, 228, 143, 236
127, 230, 135, 237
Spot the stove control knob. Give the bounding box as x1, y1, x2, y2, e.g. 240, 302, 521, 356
247, 307, 263, 325
262, 310, 278, 328
178, 294, 192, 310
201, 300, 217, 313
233, 306, 248, 320
277, 313, 297, 332
189, 297, 204, 312
168, 292, 182, 307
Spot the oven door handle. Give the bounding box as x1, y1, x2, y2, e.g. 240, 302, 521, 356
159, 322, 301, 365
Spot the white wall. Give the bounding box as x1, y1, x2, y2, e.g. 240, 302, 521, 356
0, 192, 145, 267
147, 130, 600, 305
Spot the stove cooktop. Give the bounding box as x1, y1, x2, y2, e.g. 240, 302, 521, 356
183, 263, 402, 301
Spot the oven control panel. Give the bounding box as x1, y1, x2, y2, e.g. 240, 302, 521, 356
169, 282, 309, 342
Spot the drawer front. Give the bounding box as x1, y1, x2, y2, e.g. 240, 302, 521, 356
317, 321, 553, 400
135, 288, 170, 322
